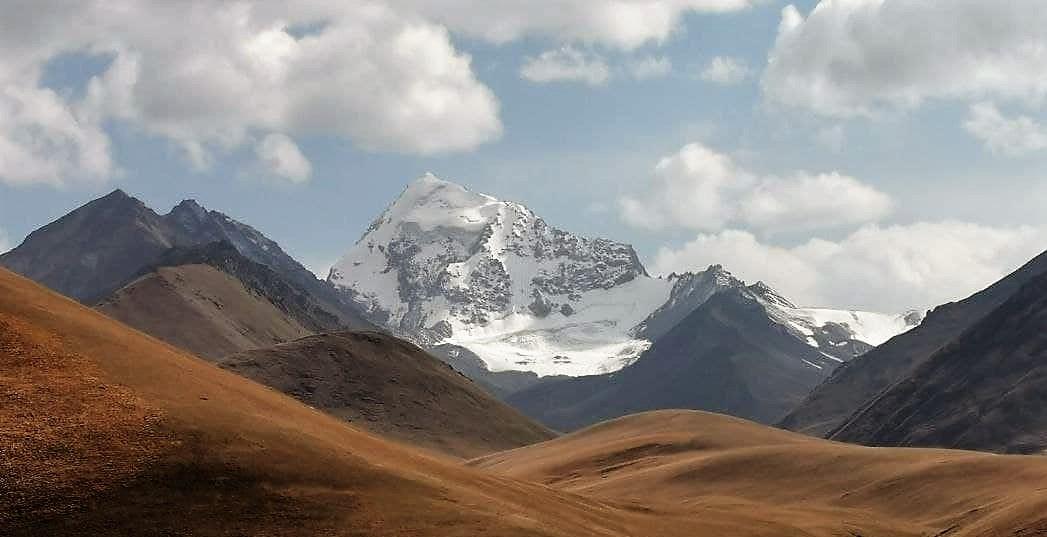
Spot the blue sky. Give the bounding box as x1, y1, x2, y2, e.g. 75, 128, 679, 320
2, 0, 1046, 311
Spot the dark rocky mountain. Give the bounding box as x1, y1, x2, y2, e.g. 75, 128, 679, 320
780, 250, 1047, 437
96, 242, 374, 359
0, 190, 329, 304
632, 265, 743, 341
0, 190, 181, 302
507, 286, 839, 431
219, 331, 555, 458
831, 269, 1047, 454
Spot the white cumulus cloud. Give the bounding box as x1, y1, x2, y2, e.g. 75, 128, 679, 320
0, 1, 503, 187
763, 1, 1047, 118
0, 85, 114, 187
652, 222, 1045, 311
620, 142, 891, 233
390, 0, 760, 49
520, 47, 611, 86
700, 56, 750, 85
964, 102, 1047, 157
255, 133, 312, 183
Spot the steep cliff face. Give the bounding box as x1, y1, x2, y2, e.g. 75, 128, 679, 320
329, 174, 671, 376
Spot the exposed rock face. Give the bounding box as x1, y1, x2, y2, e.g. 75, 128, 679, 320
329, 174, 670, 376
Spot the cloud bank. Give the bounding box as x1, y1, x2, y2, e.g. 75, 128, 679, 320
625, 142, 1045, 311
620, 142, 891, 233
391, 0, 760, 49
763, 1, 1047, 118
0, 1, 503, 187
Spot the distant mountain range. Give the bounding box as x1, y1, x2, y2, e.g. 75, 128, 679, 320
0, 177, 926, 431
4, 176, 1047, 451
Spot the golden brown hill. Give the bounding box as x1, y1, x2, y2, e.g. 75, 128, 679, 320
473, 410, 1047, 537
220, 331, 554, 458
0, 267, 688, 537
8, 264, 1047, 537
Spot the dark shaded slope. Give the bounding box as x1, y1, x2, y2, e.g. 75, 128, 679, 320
780, 250, 1047, 437
508, 288, 832, 431
220, 332, 555, 458
832, 270, 1047, 453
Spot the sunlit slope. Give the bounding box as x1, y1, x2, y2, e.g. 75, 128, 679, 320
474, 410, 1047, 537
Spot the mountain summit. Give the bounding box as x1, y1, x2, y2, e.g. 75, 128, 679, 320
329, 174, 670, 376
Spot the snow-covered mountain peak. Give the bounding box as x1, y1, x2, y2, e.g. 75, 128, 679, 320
382, 173, 503, 232
330, 174, 668, 376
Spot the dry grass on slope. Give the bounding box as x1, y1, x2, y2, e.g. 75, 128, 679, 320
473, 410, 1047, 537
0, 268, 690, 537
220, 331, 555, 458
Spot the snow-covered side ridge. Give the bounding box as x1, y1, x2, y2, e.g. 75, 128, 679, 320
748, 282, 924, 362
329, 173, 671, 376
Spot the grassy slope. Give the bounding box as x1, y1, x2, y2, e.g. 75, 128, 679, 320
474, 410, 1047, 537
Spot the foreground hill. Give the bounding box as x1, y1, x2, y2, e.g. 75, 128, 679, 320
781, 249, 1047, 436
0, 267, 665, 536
7, 265, 1047, 536
96, 242, 371, 359
832, 268, 1047, 453
473, 410, 1047, 537
220, 332, 554, 457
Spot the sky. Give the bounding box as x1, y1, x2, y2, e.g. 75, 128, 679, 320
1, 0, 1046, 312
